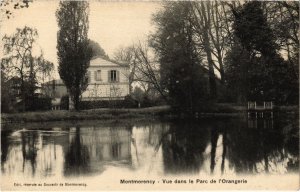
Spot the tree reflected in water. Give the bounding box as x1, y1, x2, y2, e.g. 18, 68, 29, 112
21, 131, 38, 176
160, 118, 298, 175
226, 118, 298, 174
162, 121, 210, 174
209, 123, 228, 175
1, 130, 11, 168
64, 127, 90, 176
1, 118, 298, 178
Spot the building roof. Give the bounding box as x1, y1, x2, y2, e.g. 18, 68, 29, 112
90, 57, 129, 68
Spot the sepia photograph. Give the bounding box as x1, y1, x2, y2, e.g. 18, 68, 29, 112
0, 0, 299, 191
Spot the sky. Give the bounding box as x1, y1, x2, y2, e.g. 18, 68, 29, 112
0, 1, 161, 78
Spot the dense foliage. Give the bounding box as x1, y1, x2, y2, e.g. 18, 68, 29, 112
56, 1, 92, 110
151, 3, 210, 115
150, 1, 298, 114
88, 39, 109, 59
226, 1, 299, 104
1, 27, 54, 112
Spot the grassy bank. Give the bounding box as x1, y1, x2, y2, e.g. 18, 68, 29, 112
1, 104, 297, 124
1, 118, 164, 131
1, 104, 243, 124
1, 106, 172, 124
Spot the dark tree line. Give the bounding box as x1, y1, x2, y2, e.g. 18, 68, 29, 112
150, 1, 298, 114
151, 3, 210, 115
226, 1, 298, 104
2, 1, 298, 113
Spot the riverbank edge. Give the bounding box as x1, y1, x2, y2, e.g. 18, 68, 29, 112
1, 105, 298, 124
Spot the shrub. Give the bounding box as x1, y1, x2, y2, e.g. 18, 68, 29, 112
123, 95, 138, 108
79, 96, 138, 110
61, 95, 69, 110
24, 96, 52, 111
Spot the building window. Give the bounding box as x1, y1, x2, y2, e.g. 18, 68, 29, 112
95, 70, 101, 81
87, 71, 91, 83
110, 70, 117, 82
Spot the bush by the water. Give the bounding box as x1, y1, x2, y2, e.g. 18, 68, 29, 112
79, 95, 167, 110
22, 96, 52, 111
79, 96, 138, 110
60, 95, 69, 110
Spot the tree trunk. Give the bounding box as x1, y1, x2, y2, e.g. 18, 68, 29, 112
203, 33, 217, 98
200, 2, 217, 98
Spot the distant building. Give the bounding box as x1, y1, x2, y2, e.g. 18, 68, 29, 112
42, 79, 67, 99
42, 57, 130, 106
83, 57, 130, 100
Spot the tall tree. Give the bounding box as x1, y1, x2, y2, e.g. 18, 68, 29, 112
36, 53, 54, 84
2, 26, 37, 111
56, 1, 92, 110
189, 2, 217, 98
1, 59, 14, 112
263, 1, 299, 79
229, 1, 298, 104
132, 41, 166, 100
224, 38, 250, 103
2, 26, 55, 111
113, 45, 136, 94
188, 1, 235, 98
151, 3, 209, 114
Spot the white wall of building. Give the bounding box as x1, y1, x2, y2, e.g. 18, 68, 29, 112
82, 66, 130, 100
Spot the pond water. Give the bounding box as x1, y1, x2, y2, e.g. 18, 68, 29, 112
1, 117, 299, 180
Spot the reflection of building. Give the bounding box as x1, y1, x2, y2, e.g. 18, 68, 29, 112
248, 118, 274, 129
71, 127, 131, 162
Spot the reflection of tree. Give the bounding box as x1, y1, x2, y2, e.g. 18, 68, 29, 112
64, 127, 90, 176
221, 129, 227, 175
162, 121, 210, 174
1, 130, 12, 170
226, 119, 287, 174
21, 131, 38, 176
284, 123, 299, 172
208, 122, 228, 175
210, 127, 219, 174
111, 143, 121, 159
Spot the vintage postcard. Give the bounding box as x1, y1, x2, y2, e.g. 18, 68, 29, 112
0, 0, 299, 191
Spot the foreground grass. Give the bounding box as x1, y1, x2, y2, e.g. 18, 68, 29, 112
1, 104, 246, 124
1, 104, 297, 124
1, 106, 172, 123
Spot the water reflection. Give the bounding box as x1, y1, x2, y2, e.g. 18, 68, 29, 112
65, 125, 133, 176
162, 121, 210, 174
21, 131, 38, 176
227, 118, 298, 174
64, 127, 90, 176
1, 118, 299, 178
1, 130, 11, 167
1, 129, 67, 178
